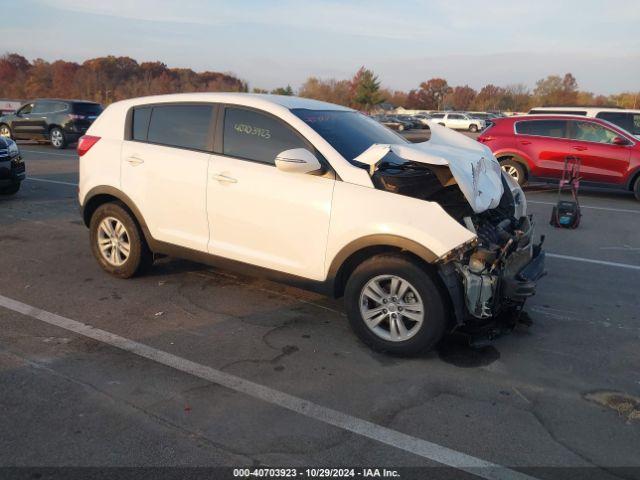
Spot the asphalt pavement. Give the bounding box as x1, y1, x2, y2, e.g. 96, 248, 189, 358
0, 140, 639, 479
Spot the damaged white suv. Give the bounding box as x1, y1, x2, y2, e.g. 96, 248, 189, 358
78, 93, 545, 355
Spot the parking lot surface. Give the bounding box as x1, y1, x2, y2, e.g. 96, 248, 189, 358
1, 141, 639, 479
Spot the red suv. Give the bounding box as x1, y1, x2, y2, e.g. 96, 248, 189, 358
478, 115, 640, 200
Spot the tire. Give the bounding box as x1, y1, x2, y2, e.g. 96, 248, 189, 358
633, 176, 640, 201
469, 124, 479, 133
0, 124, 12, 140
344, 254, 447, 356
50, 127, 67, 149
89, 202, 152, 278
398, 124, 404, 132
0, 183, 20, 195
500, 158, 526, 186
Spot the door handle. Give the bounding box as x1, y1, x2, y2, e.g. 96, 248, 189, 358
519, 140, 531, 145
212, 173, 237, 183
126, 156, 144, 166
572, 146, 588, 151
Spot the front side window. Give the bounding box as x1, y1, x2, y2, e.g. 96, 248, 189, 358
18, 104, 34, 115
449, 114, 463, 120
292, 109, 408, 164
223, 107, 307, 165
430, 113, 445, 119
146, 104, 213, 151
515, 120, 568, 139
569, 121, 619, 144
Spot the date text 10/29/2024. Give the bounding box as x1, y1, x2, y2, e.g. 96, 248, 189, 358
233, 468, 400, 478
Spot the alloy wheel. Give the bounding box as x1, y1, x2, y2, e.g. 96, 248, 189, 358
97, 216, 131, 267
51, 129, 63, 148
0, 126, 10, 138
502, 164, 520, 182
359, 275, 424, 342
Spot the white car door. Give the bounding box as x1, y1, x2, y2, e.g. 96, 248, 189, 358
207, 106, 335, 280
120, 104, 212, 252
447, 113, 466, 130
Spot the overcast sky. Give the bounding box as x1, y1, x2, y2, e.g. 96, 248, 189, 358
4, 0, 639, 94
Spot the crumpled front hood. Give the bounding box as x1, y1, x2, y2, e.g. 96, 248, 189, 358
354, 121, 504, 213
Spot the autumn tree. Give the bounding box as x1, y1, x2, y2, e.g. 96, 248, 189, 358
533, 73, 578, 106
298, 77, 351, 105
406, 78, 452, 110
447, 85, 476, 110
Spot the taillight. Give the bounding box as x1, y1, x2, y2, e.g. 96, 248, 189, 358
77, 135, 100, 156
478, 136, 494, 143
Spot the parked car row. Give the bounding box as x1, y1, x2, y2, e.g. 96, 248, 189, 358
371, 114, 431, 131
0, 98, 103, 149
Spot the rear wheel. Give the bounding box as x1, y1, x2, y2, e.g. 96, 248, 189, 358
469, 124, 479, 132
89, 202, 152, 278
50, 127, 67, 149
397, 124, 404, 132
633, 176, 640, 201
500, 158, 526, 186
344, 254, 447, 356
0, 124, 12, 139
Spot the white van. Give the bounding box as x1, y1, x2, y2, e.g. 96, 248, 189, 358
528, 107, 640, 138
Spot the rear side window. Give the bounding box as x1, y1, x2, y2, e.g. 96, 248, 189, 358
72, 103, 102, 116
223, 107, 307, 165
132, 107, 152, 141
596, 112, 640, 136
431, 113, 445, 118
515, 120, 568, 138
147, 104, 213, 151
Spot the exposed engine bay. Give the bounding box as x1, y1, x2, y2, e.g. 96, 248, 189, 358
359, 123, 546, 326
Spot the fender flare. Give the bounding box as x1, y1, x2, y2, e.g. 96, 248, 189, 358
327, 235, 439, 297
494, 151, 532, 174
81, 185, 154, 245
626, 166, 640, 190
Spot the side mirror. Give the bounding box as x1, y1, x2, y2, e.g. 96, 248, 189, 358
275, 148, 323, 174
612, 136, 630, 146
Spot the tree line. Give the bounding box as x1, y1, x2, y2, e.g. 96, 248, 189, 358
1, 53, 638, 112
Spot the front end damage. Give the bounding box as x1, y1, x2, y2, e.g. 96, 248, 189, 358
356, 122, 546, 337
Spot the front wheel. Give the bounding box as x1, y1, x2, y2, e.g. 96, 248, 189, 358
344, 254, 447, 356
50, 127, 67, 149
0, 183, 20, 195
89, 202, 152, 278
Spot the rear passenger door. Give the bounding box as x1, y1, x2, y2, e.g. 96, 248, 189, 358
120, 103, 214, 252
514, 119, 571, 178
206, 106, 334, 280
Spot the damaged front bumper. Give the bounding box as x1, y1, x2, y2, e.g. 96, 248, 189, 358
439, 215, 546, 325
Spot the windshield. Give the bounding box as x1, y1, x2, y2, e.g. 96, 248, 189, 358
291, 109, 408, 164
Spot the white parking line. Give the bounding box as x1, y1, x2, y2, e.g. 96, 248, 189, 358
25, 177, 78, 187
528, 200, 640, 214
547, 253, 640, 271
20, 149, 77, 158
0, 294, 537, 480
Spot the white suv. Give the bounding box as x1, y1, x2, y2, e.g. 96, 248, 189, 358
78, 93, 545, 355
430, 112, 486, 132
